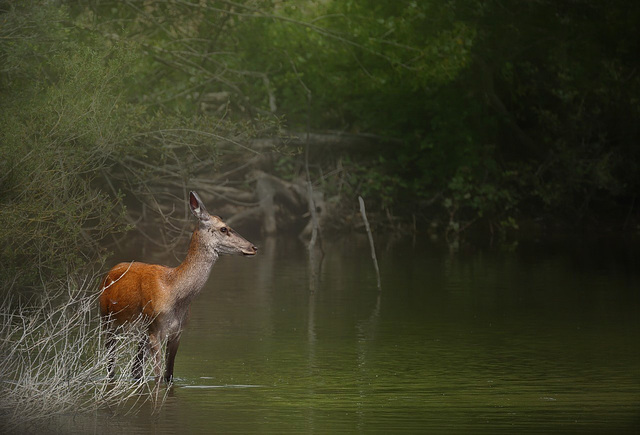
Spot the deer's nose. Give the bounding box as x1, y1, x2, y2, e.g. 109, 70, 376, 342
242, 245, 258, 256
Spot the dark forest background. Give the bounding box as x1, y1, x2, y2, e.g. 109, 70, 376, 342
2, 0, 639, 286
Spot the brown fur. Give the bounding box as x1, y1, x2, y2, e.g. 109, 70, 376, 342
99, 262, 172, 324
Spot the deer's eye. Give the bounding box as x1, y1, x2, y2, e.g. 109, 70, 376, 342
220, 227, 228, 234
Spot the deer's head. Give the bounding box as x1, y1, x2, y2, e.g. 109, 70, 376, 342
189, 191, 257, 256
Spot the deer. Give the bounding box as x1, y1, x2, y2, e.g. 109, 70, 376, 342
99, 191, 257, 383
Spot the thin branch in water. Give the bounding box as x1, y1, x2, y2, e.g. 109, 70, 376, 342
358, 196, 381, 291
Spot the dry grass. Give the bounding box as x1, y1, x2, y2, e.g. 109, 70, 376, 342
0, 272, 167, 431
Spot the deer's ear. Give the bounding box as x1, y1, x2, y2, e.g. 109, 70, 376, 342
189, 191, 209, 221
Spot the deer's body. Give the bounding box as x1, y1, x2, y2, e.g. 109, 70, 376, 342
99, 192, 257, 382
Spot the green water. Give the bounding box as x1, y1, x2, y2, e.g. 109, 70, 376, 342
71, 236, 640, 432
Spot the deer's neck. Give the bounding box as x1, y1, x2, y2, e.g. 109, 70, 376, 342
171, 230, 218, 304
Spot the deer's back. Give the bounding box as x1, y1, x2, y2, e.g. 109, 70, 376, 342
99, 262, 172, 326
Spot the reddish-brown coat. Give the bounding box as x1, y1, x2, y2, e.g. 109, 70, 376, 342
99, 262, 172, 325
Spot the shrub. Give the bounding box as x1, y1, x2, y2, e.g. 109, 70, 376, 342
0, 272, 165, 431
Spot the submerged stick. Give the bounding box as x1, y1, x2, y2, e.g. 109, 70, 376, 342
358, 196, 381, 291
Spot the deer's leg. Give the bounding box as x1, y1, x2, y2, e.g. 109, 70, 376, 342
164, 333, 181, 383
132, 335, 148, 380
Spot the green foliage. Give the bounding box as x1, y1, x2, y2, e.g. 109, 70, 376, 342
467, 0, 640, 223
228, 0, 487, 225
0, 1, 261, 286
235, 0, 475, 131
239, 0, 640, 232
0, 2, 131, 283
443, 165, 519, 236
342, 155, 408, 210
2, 0, 639, 282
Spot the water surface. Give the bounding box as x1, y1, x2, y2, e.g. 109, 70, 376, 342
67, 236, 640, 433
